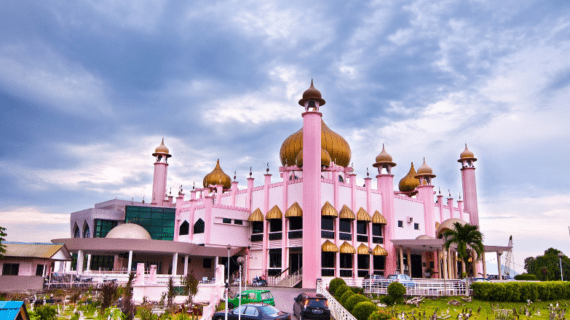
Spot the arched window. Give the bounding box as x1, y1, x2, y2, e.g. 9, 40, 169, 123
338, 175, 344, 183
179, 221, 190, 235
193, 219, 205, 234
83, 224, 91, 238
73, 224, 80, 238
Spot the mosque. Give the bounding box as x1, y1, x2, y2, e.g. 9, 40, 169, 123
53, 81, 511, 289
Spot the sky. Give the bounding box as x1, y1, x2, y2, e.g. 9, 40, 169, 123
1, 0, 569, 274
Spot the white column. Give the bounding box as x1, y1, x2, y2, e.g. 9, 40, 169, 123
77, 250, 84, 275
66, 261, 72, 273
86, 254, 92, 273
399, 247, 404, 274
184, 255, 189, 276
172, 253, 179, 276
482, 251, 487, 278
497, 252, 502, 280
127, 250, 133, 273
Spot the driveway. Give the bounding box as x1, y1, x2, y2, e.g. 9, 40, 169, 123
229, 286, 316, 316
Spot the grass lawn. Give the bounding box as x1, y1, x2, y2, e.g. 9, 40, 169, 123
375, 296, 569, 320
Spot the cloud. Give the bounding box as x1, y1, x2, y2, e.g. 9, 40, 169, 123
84, 0, 166, 32
0, 42, 112, 117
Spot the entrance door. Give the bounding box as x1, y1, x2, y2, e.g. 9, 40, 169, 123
411, 254, 423, 278
290, 253, 302, 274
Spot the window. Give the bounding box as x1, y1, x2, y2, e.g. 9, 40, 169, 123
340, 253, 352, 269
289, 217, 302, 230
414, 223, 419, 230
358, 255, 369, 269
356, 221, 368, 234
244, 307, 259, 316
321, 252, 335, 268
203, 258, 212, 269
269, 219, 282, 232
234, 219, 243, 225
125, 206, 176, 240
269, 249, 282, 268
179, 221, 189, 235
91, 255, 114, 271
339, 219, 351, 233
94, 219, 119, 238
36, 265, 44, 276
73, 225, 80, 238
2, 263, 19, 275
252, 221, 263, 234
321, 217, 334, 231
373, 256, 385, 270
83, 224, 91, 238
193, 219, 205, 234
398, 220, 403, 228
223, 218, 231, 224
339, 175, 344, 182
372, 224, 382, 236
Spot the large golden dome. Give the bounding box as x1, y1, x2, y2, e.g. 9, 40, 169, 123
280, 120, 351, 167
294, 148, 331, 167
399, 162, 420, 192
203, 159, 231, 189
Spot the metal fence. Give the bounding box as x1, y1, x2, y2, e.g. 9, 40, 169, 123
363, 279, 472, 297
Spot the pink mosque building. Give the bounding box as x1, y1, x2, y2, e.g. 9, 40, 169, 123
54, 81, 511, 289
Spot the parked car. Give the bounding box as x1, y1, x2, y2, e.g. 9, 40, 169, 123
362, 274, 386, 287
228, 289, 275, 308
378, 274, 416, 288
292, 293, 330, 320
213, 304, 291, 320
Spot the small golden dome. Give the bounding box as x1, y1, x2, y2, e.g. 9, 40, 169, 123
294, 148, 331, 167
458, 144, 477, 162
280, 120, 351, 167
399, 162, 420, 192
203, 159, 231, 189
373, 144, 396, 168
152, 138, 171, 157
416, 158, 436, 178
298, 80, 326, 106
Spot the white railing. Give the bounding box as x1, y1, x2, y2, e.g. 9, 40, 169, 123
47, 272, 185, 289
276, 268, 303, 287
364, 279, 471, 296
316, 280, 357, 320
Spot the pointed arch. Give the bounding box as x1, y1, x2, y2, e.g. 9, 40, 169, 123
73, 223, 80, 238
179, 220, 189, 235
193, 218, 205, 234
82, 221, 91, 238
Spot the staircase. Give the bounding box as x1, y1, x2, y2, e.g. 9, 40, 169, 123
276, 268, 303, 287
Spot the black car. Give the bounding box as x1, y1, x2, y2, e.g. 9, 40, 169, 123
213, 304, 291, 320
292, 293, 330, 320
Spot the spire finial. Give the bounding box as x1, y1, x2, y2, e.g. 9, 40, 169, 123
266, 163, 270, 173
448, 190, 451, 197
249, 167, 252, 177
367, 167, 369, 177
234, 171, 236, 180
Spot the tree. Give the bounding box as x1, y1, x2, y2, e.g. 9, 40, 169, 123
182, 271, 199, 306
443, 222, 484, 278
120, 272, 136, 320
0, 226, 7, 259
524, 248, 570, 281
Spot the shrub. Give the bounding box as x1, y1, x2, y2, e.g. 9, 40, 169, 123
386, 282, 406, 304
334, 285, 351, 301
369, 309, 397, 320
344, 294, 369, 312
339, 290, 355, 306
514, 273, 537, 280
35, 305, 57, 320
351, 301, 378, 320
329, 278, 347, 295
101, 281, 118, 312
349, 286, 364, 295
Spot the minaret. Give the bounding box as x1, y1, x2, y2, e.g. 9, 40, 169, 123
300, 80, 324, 289
372, 144, 397, 274
415, 158, 436, 237
151, 139, 171, 206
458, 144, 479, 226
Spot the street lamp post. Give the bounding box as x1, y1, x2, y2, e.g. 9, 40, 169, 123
225, 244, 231, 320
558, 253, 565, 281
368, 248, 373, 296
236, 256, 245, 320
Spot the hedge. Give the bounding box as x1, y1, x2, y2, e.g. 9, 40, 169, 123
351, 301, 379, 320
344, 294, 370, 312
329, 278, 347, 294
471, 281, 570, 302
334, 285, 351, 301
515, 273, 537, 281
339, 290, 355, 306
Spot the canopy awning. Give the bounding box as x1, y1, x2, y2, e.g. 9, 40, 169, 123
248, 208, 264, 222
372, 211, 387, 224
357, 243, 370, 255
339, 205, 355, 220
356, 208, 372, 222
339, 241, 356, 254
285, 202, 302, 218
322, 240, 339, 253
372, 245, 388, 256
321, 201, 338, 217
265, 205, 283, 220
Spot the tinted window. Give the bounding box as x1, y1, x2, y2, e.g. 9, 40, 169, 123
339, 219, 351, 233
244, 307, 259, 316
259, 306, 280, 316
387, 274, 397, 280
270, 219, 282, 232
321, 217, 334, 230
308, 299, 328, 307
260, 292, 273, 300
235, 305, 247, 314
372, 224, 382, 236
356, 221, 367, 234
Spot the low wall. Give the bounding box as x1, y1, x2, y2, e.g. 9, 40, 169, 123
0, 276, 44, 293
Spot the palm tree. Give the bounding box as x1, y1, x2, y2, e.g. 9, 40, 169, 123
443, 222, 484, 278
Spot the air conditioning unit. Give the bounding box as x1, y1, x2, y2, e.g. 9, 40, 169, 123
406, 216, 413, 223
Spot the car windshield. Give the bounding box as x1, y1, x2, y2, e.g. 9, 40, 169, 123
259, 305, 280, 316
260, 292, 273, 300
387, 275, 398, 280
307, 299, 327, 308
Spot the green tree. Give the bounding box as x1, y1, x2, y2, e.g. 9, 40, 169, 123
443, 222, 484, 278
524, 248, 570, 281
0, 226, 7, 258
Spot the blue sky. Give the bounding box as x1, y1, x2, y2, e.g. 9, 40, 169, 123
1, 0, 569, 273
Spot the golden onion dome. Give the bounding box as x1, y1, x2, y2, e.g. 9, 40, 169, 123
416, 158, 436, 178
373, 144, 396, 168
298, 80, 326, 106
399, 162, 420, 192
152, 138, 171, 158
280, 120, 351, 167
203, 159, 232, 189
294, 148, 331, 167
458, 144, 477, 162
